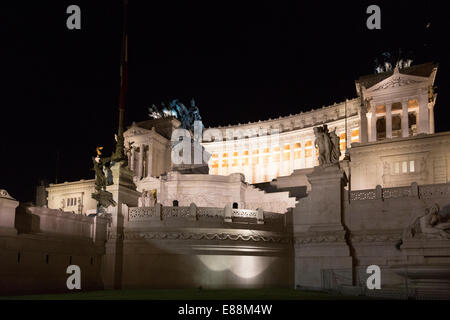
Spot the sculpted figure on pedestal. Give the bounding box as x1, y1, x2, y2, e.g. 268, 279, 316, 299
314, 125, 340, 166
329, 128, 341, 163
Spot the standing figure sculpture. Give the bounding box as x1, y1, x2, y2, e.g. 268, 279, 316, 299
93, 155, 107, 191
314, 126, 331, 165
313, 125, 341, 166
329, 128, 341, 163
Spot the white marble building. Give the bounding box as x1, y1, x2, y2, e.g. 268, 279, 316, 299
46, 62, 440, 214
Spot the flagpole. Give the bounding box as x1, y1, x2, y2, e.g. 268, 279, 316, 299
113, 0, 128, 162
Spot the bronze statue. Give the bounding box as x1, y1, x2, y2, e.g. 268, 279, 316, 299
92, 156, 107, 191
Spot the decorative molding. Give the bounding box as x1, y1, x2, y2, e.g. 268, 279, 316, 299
295, 231, 346, 244
123, 231, 290, 243
350, 233, 402, 243
372, 77, 422, 91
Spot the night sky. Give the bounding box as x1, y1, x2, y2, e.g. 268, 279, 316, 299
2, 1, 449, 202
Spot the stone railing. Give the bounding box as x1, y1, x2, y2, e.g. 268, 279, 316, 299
127, 203, 282, 225
349, 182, 450, 202
232, 208, 257, 218
128, 207, 156, 221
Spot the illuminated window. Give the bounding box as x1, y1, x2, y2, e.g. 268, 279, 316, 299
402, 161, 407, 173
273, 146, 280, 162
242, 150, 249, 166
283, 144, 290, 161
232, 152, 238, 167
305, 141, 312, 158
340, 133, 346, 151
351, 129, 359, 143
294, 142, 301, 159
211, 160, 219, 169
410, 160, 415, 173
222, 153, 228, 168
252, 149, 259, 165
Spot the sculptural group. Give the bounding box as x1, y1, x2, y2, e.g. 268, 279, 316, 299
148, 98, 202, 132
313, 124, 341, 166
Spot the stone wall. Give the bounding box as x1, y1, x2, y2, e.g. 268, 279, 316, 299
350, 132, 450, 190
117, 204, 293, 289
137, 171, 296, 213
344, 182, 450, 289
0, 191, 108, 295
293, 166, 450, 297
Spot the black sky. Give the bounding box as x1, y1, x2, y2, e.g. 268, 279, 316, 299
1, 1, 449, 202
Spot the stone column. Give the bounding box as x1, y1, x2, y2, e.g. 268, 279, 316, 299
367, 105, 376, 142
385, 102, 392, 139
401, 99, 409, 137
359, 102, 368, 144
429, 104, 435, 134
418, 94, 430, 134
290, 143, 294, 174
130, 148, 135, 171
279, 142, 284, 176
138, 144, 144, 179
300, 139, 306, 169
147, 143, 153, 177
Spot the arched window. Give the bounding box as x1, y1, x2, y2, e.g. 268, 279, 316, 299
173, 200, 179, 207
232, 202, 238, 209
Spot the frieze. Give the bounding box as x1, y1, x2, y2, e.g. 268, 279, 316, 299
372, 77, 422, 91
350, 233, 402, 243
295, 231, 346, 244
123, 231, 290, 243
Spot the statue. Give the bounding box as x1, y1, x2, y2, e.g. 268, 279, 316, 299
124, 141, 134, 168
148, 98, 203, 133
403, 204, 450, 240
151, 189, 157, 206
314, 125, 341, 166
138, 190, 145, 207
329, 128, 341, 163
93, 155, 107, 191
138, 189, 156, 207
91, 147, 116, 211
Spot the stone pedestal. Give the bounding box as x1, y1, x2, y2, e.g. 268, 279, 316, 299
293, 164, 353, 289
102, 162, 140, 290
390, 239, 450, 298
0, 190, 19, 236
